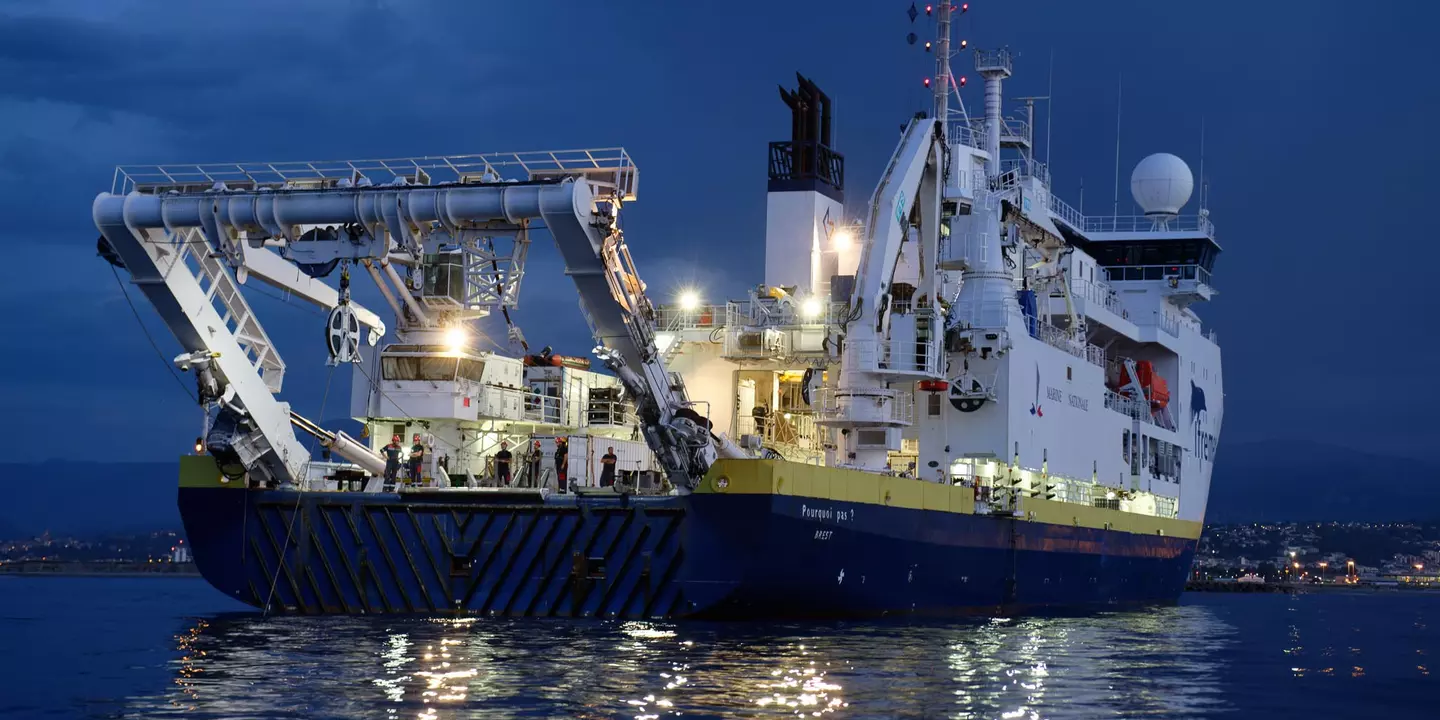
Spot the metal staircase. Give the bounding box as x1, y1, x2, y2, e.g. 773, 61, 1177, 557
178, 229, 286, 392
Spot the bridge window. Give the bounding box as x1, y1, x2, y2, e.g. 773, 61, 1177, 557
382, 356, 458, 381
1088, 239, 1218, 272
458, 359, 486, 382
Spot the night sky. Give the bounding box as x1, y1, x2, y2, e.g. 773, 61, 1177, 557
0, 0, 1433, 464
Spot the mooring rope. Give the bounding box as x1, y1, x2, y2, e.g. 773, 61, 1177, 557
262, 362, 337, 616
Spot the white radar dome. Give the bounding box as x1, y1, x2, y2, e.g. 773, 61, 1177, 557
1130, 153, 1194, 216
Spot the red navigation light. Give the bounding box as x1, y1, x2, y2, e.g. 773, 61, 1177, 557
959, 76, 967, 87
961, 3, 970, 12
925, 4, 933, 15
923, 77, 932, 87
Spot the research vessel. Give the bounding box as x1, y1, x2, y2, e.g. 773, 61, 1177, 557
94, 2, 1222, 617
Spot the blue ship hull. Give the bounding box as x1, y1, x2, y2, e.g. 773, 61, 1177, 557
177, 459, 1198, 618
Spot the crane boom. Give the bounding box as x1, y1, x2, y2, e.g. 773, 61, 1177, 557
826, 116, 946, 470
95, 156, 735, 489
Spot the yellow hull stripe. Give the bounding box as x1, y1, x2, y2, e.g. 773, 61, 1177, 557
179, 455, 233, 488
176, 455, 1203, 540
697, 458, 1203, 541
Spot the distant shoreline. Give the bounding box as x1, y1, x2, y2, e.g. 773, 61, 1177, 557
1186, 580, 1439, 594
0, 561, 200, 578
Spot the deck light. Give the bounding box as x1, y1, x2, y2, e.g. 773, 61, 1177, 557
678, 290, 701, 312
802, 297, 823, 319
444, 326, 467, 354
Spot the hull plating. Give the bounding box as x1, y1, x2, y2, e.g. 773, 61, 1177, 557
179, 487, 1195, 618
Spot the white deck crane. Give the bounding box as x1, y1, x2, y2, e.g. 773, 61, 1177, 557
94, 150, 740, 490
822, 116, 948, 471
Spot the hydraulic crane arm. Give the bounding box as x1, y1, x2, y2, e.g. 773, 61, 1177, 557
236, 244, 386, 336
95, 166, 734, 489
827, 116, 946, 470
538, 180, 743, 489
848, 117, 944, 335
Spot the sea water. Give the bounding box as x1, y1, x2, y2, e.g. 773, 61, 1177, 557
1, 576, 1435, 718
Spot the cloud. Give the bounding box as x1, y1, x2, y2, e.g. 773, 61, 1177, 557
0, 0, 536, 242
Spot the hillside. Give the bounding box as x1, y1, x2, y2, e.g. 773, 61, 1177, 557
0, 461, 181, 536
0, 418, 362, 537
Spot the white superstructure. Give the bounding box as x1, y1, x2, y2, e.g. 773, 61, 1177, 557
661, 2, 1223, 523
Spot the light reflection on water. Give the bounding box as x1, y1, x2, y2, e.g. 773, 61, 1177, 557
122, 603, 1244, 719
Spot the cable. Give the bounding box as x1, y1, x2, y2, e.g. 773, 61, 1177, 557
110, 264, 197, 403
263, 362, 337, 617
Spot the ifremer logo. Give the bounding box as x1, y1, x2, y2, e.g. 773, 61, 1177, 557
1190, 380, 1218, 463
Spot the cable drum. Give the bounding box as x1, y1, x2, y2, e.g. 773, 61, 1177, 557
326, 304, 360, 363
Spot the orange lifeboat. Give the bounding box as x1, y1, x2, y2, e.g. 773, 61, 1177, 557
1135, 360, 1170, 410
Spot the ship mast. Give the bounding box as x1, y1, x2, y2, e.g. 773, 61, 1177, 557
922, 3, 970, 137
933, 1, 952, 128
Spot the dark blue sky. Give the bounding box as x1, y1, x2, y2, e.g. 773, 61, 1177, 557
0, 0, 1433, 463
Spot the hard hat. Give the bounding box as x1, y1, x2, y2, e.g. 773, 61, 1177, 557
392, 434, 401, 442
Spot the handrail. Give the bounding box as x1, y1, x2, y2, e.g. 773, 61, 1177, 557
1104, 389, 1155, 426
1048, 194, 1085, 231
1032, 318, 1106, 368
1104, 264, 1213, 288
655, 304, 725, 330
814, 387, 915, 426
1080, 214, 1215, 236
768, 140, 846, 191
1067, 277, 1124, 317
945, 121, 985, 150
113, 148, 639, 201
999, 158, 1048, 186
1045, 192, 1216, 237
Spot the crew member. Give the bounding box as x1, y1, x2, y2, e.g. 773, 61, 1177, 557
527, 440, 542, 487
752, 404, 769, 437
600, 446, 618, 488
382, 435, 403, 491
494, 441, 513, 486
554, 437, 569, 492
408, 433, 425, 487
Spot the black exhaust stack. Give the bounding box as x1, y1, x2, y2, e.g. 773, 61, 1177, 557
769, 74, 844, 201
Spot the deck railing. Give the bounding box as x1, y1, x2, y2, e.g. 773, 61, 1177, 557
114, 148, 639, 201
